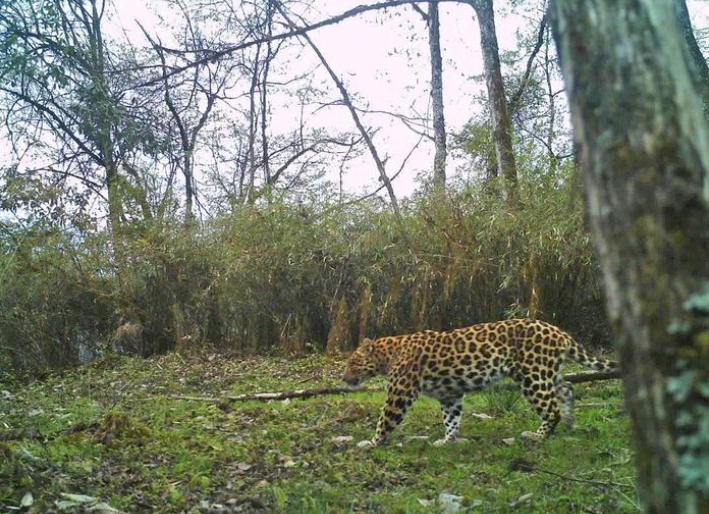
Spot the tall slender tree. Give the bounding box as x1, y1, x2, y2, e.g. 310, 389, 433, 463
412, 1, 447, 193
469, 0, 518, 202
428, 1, 447, 193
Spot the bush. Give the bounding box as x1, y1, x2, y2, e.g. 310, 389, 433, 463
0, 179, 610, 373
0, 226, 115, 371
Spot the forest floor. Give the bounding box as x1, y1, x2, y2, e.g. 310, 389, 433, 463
1, 352, 636, 514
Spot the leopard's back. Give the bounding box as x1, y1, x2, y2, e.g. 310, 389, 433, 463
412, 319, 569, 397
416, 318, 615, 375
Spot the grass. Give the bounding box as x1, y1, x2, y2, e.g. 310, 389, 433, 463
0, 353, 636, 513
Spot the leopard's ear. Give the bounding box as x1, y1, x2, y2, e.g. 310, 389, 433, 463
360, 337, 374, 353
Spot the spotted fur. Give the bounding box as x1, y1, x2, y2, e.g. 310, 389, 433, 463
342, 319, 618, 447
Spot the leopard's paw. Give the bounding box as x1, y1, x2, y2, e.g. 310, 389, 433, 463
520, 430, 544, 442
561, 415, 575, 430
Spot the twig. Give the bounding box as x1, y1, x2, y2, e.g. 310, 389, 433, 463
564, 369, 621, 384
535, 466, 634, 490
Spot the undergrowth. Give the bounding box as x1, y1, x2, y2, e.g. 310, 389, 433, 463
0, 353, 636, 513
0, 180, 609, 372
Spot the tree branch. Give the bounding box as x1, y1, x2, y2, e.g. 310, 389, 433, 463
135, 0, 469, 89
170, 385, 379, 403
274, 1, 401, 214
509, 14, 547, 115
170, 369, 620, 403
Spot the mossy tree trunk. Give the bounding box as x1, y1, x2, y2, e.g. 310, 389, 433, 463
469, 0, 518, 202
551, 0, 709, 512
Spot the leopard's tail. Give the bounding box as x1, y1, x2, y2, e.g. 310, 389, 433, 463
565, 338, 619, 372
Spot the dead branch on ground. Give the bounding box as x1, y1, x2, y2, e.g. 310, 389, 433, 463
169, 369, 621, 403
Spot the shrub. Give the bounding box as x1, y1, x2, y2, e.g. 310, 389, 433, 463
0, 179, 610, 373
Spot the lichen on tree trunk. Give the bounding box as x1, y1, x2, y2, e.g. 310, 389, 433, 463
550, 0, 709, 512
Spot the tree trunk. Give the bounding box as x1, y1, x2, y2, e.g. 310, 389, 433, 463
261, 3, 274, 185
675, 0, 709, 120
470, 0, 517, 202
246, 44, 261, 204
183, 150, 195, 224
542, 24, 558, 178
105, 163, 124, 240
551, 0, 709, 512
428, 1, 447, 193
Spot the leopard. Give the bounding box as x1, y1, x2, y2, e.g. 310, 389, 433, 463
342, 318, 619, 448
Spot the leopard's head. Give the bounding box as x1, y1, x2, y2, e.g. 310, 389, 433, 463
342, 338, 381, 386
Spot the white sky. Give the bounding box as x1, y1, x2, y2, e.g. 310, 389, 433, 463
4, 1, 709, 209
109, 0, 709, 200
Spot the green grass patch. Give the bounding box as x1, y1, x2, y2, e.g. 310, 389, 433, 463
0, 354, 636, 513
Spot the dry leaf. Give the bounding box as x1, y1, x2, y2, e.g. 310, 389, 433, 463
438, 492, 463, 513
508, 492, 533, 507
21, 492, 34, 507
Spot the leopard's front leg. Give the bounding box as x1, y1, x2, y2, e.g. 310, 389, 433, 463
358, 371, 420, 448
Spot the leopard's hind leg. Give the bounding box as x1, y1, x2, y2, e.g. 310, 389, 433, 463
555, 376, 575, 429
433, 396, 464, 446
516, 373, 561, 441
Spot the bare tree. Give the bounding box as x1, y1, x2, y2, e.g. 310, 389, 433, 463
204, 92, 363, 213
414, 1, 448, 193
510, 11, 572, 178
551, 0, 709, 511
140, 1, 234, 224
274, 2, 401, 215
260, 1, 276, 186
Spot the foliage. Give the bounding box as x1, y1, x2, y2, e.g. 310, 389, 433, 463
0, 178, 608, 372
666, 283, 709, 494
0, 222, 115, 371
0, 353, 635, 513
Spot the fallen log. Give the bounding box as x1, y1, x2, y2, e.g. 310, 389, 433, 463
564, 369, 621, 384
170, 385, 381, 403
169, 369, 621, 403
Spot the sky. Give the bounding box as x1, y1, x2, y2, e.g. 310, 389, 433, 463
4, 0, 709, 210
296, 1, 496, 197
109, 0, 532, 200
108, 0, 709, 201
